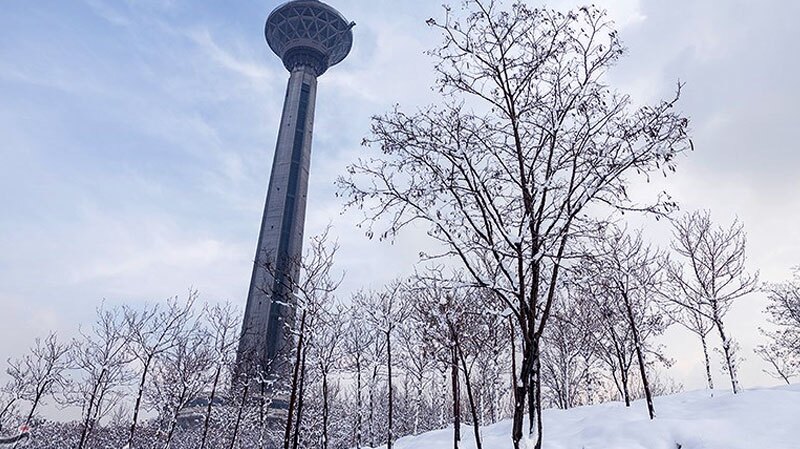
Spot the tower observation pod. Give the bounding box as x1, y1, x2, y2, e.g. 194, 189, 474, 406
237, 0, 354, 396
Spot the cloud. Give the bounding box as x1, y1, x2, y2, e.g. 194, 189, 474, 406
185, 27, 276, 83
82, 0, 132, 27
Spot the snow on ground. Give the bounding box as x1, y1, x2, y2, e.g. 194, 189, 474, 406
377, 384, 800, 449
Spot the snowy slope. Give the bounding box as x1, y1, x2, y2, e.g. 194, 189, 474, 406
378, 385, 800, 449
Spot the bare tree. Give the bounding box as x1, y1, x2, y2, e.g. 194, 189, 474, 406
0, 363, 28, 432
6, 333, 70, 428
666, 211, 759, 394
409, 280, 462, 449
342, 303, 375, 448
198, 301, 240, 449
123, 292, 197, 448
540, 288, 598, 410
409, 276, 494, 449
451, 289, 492, 449
754, 344, 796, 385
69, 304, 133, 449
395, 310, 435, 436
226, 372, 252, 449
148, 312, 212, 449
338, 2, 690, 447
359, 291, 388, 449
756, 267, 800, 384
584, 288, 637, 406
660, 296, 716, 392
356, 282, 408, 449
280, 228, 341, 449
470, 311, 511, 425
309, 306, 345, 449
578, 227, 669, 419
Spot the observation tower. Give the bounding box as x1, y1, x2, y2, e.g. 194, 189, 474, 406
237, 0, 354, 386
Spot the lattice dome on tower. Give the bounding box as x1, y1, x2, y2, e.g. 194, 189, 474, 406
266, 0, 355, 75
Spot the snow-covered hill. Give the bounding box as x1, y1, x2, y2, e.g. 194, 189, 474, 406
378, 385, 800, 449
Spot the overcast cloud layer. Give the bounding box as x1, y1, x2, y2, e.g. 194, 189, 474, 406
1, 0, 798, 395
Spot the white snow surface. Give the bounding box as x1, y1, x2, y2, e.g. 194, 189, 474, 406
373, 384, 800, 449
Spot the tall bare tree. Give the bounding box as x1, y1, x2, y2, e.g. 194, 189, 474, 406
6, 333, 70, 428
395, 309, 435, 436
342, 303, 375, 448
147, 313, 212, 449
578, 227, 669, 419
199, 302, 240, 449
408, 279, 462, 449
409, 275, 495, 449
666, 211, 758, 394
123, 292, 197, 448
359, 292, 389, 449
69, 304, 133, 449
280, 228, 341, 449
309, 306, 345, 449
355, 282, 408, 449
338, 2, 691, 446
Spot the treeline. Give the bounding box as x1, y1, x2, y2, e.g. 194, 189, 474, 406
2, 213, 797, 449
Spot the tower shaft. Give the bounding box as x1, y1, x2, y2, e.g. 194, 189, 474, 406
235, 1, 353, 410
238, 65, 318, 377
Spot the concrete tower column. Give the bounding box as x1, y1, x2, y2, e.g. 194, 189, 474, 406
236, 0, 354, 389
238, 65, 318, 375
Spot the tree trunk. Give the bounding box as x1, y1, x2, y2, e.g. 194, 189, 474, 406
387, 330, 394, 449
355, 359, 363, 448
284, 310, 307, 449
77, 376, 101, 449
452, 345, 461, 449
440, 370, 447, 429
163, 411, 179, 449
24, 392, 42, 427
258, 381, 267, 449
527, 368, 536, 436
620, 366, 631, 407
17, 389, 44, 449
712, 305, 739, 394
127, 356, 152, 449
635, 344, 655, 419
228, 380, 249, 449
511, 345, 532, 449
509, 316, 526, 449
368, 365, 378, 448
292, 347, 308, 449
414, 382, 422, 435
528, 343, 542, 439
700, 332, 714, 395
200, 364, 222, 449
622, 292, 655, 420
322, 368, 329, 449
534, 349, 544, 449
457, 340, 482, 449
90, 387, 107, 433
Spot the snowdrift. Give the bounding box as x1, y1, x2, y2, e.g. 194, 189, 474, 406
377, 384, 800, 449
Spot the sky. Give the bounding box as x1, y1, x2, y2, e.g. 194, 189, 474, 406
1, 0, 798, 397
